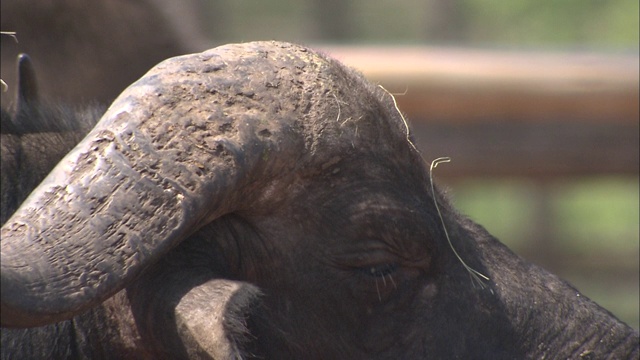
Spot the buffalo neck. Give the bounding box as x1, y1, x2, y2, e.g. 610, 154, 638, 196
467, 220, 639, 358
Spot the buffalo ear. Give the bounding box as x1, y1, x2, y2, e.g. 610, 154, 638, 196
128, 264, 262, 359
173, 280, 262, 359
16, 53, 39, 116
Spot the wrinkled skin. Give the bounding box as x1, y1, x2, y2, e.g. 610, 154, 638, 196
1, 42, 639, 359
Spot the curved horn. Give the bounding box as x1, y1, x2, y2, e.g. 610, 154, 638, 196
1, 41, 408, 327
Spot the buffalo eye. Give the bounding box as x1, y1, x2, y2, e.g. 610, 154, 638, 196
355, 262, 401, 302
361, 263, 398, 278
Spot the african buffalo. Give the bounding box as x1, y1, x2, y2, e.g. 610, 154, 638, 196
2, 41, 639, 359
2, 54, 254, 359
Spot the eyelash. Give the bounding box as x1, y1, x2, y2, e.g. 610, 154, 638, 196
361, 263, 398, 278
358, 263, 399, 302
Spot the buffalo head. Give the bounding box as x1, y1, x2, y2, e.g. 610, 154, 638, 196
2, 41, 638, 359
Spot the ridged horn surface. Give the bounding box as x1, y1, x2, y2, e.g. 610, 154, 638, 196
1, 41, 409, 327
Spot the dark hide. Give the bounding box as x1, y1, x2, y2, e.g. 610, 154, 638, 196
0, 0, 190, 107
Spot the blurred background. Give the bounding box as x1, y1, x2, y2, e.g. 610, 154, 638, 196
2, 0, 638, 329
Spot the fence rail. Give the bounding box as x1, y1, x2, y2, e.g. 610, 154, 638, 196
320, 46, 639, 178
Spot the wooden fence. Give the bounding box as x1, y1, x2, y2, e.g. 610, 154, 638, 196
320, 46, 639, 179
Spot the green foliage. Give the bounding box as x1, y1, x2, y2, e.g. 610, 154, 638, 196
463, 0, 639, 48
555, 178, 640, 253
206, 0, 639, 48
449, 179, 538, 249
451, 177, 639, 253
